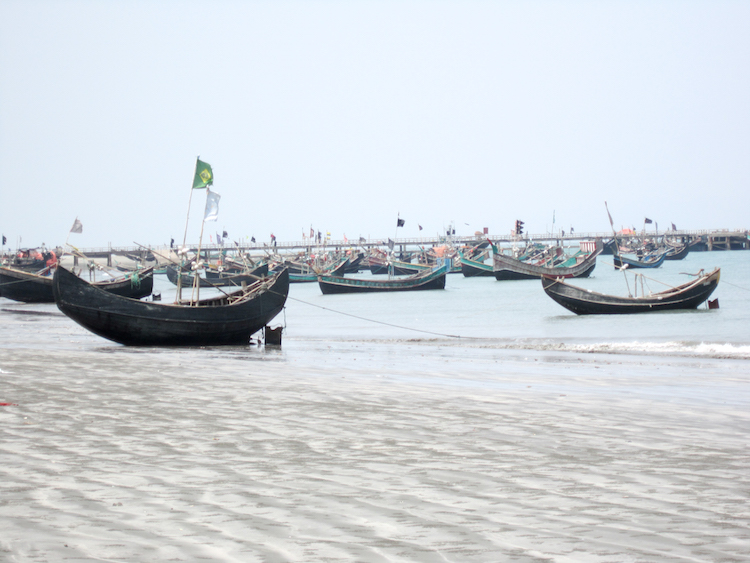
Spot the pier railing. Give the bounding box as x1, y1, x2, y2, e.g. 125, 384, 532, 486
70, 228, 748, 257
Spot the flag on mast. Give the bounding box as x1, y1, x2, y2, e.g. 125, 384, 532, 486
604, 202, 614, 227
193, 159, 214, 189
70, 218, 83, 233
203, 190, 221, 222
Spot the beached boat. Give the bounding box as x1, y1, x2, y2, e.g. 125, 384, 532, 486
318, 263, 448, 294
493, 241, 602, 281
613, 250, 667, 269
0, 266, 56, 303
53, 265, 289, 346
541, 268, 720, 315
82, 266, 155, 299
1, 265, 155, 303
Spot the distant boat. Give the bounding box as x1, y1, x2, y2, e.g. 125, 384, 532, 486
369, 257, 428, 276
53, 265, 289, 346
541, 268, 720, 315
664, 243, 689, 261
613, 250, 667, 269
0, 265, 154, 303
165, 263, 268, 288
458, 246, 494, 277
493, 241, 602, 281
286, 257, 349, 283
318, 263, 448, 294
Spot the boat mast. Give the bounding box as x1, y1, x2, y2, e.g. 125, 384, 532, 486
605, 201, 632, 297
176, 158, 201, 303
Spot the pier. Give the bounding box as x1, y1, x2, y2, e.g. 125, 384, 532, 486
69, 229, 749, 267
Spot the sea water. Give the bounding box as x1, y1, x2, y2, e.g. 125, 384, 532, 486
0, 250, 748, 562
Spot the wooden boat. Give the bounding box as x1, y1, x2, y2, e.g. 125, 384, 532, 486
369, 258, 427, 276
344, 253, 366, 273
53, 265, 289, 346
613, 250, 667, 269
458, 250, 494, 277
1, 265, 154, 303
318, 263, 448, 294
0, 266, 55, 303
83, 266, 155, 299
664, 244, 689, 261
493, 243, 601, 281
166, 262, 268, 288
541, 268, 720, 315
288, 257, 349, 283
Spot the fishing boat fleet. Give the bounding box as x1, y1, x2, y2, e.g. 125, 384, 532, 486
0, 161, 723, 346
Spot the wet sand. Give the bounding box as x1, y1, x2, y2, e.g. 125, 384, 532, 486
1, 340, 748, 562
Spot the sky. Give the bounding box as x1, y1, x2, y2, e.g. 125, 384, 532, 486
1, 0, 749, 250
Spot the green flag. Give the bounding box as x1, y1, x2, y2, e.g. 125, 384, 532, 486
192, 158, 214, 189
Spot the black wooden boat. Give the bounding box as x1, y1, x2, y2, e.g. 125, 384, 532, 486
0, 266, 56, 303
493, 244, 601, 281
166, 262, 269, 288
286, 257, 349, 283
541, 268, 720, 315
1, 265, 155, 303
664, 244, 689, 261
613, 251, 667, 269
458, 251, 494, 277
53, 266, 289, 346
369, 258, 427, 276
318, 264, 448, 294
84, 266, 155, 299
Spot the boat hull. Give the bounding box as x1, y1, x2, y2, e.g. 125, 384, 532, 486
318, 265, 447, 294
664, 245, 690, 261
493, 250, 600, 281
613, 252, 667, 269
53, 266, 289, 346
460, 258, 494, 277
541, 268, 720, 315
166, 263, 268, 288
0, 267, 54, 303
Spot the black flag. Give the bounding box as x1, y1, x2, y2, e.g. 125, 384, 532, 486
387, 238, 395, 250
397, 218, 405, 227
644, 218, 653, 224
2, 235, 6, 245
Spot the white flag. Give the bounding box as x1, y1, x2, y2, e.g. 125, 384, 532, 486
203, 190, 220, 222
70, 218, 83, 233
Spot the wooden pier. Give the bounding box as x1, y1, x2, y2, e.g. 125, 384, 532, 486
70, 229, 749, 267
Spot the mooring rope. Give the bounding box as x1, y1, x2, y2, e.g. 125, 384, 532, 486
283, 293, 464, 339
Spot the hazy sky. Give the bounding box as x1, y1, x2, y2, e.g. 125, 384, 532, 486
1, 0, 748, 249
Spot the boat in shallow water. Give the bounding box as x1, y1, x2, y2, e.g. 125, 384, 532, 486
318, 263, 448, 294
541, 268, 720, 315
493, 241, 602, 281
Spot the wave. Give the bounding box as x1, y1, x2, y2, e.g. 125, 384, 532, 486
391, 336, 750, 360
561, 340, 750, 360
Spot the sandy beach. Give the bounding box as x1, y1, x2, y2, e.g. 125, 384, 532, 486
1, 337, 748, 562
